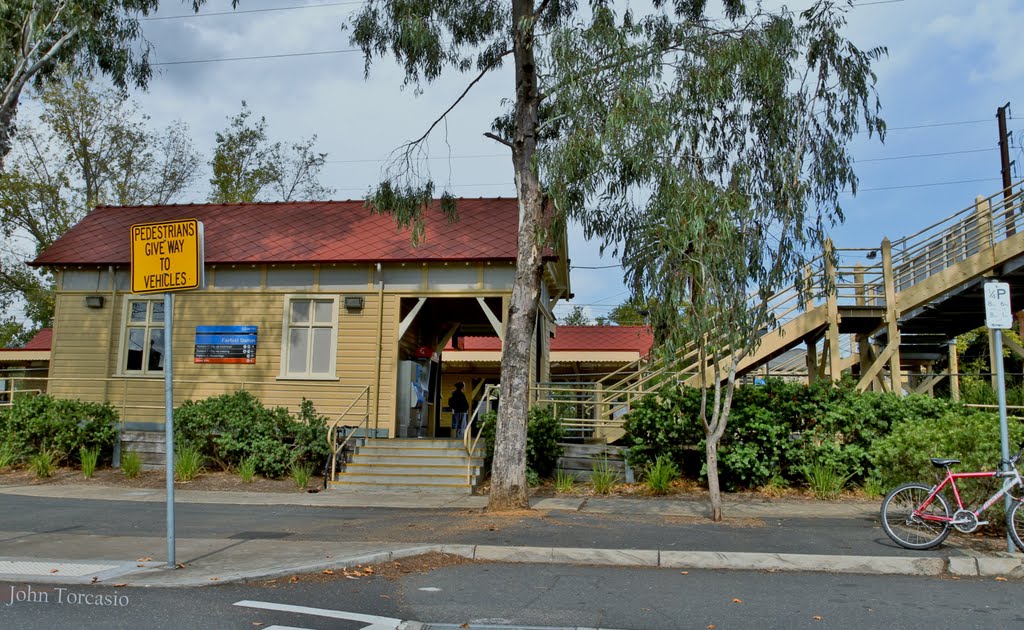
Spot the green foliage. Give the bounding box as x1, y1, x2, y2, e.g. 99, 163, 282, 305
290, 462, 314, 490
869, 410, 1024, 492
525, 468, 542, 487
644, 455, 679, 495
802, 462, 852, 500
29, 449, 56, 478
559, 305, 591, 326
554, 469, 578, 493
591, 457, 619, 494
624, 379, 961, 491
525, 406, 565, 477
0, 394, 118, 465
174, 391, 330, 479
208, 102, 333, 204
860, 477, 884, 499
175, 446, 205, 482
479, 405, 565, 478
238, 456, 257, 483
79, 446, 99, 479
0, 441, 20, 469
120, 451, 141, 480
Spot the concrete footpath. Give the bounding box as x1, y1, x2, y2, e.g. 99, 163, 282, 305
0, 483, 1021, 587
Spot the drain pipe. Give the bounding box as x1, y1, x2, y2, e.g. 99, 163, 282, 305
103, 265, 122, 467
373, 263, 385, 438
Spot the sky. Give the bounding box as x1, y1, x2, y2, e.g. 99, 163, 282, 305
15, 0, 1024, 323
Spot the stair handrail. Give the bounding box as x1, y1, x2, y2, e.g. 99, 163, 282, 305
326, 385, 372, 483
463, 383, 500, 485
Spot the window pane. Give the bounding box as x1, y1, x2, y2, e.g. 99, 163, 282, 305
126, 328, 145, 370
288, 328, 309, 374
130, 302, 148, 323
148, 328, 165, 371
290, 300, 310, 324
311, 328, 332, 373
151, 301, 164, 323
314, 300, 333, 324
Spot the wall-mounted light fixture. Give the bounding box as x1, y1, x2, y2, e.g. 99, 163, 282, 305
84, 295, 105, 309
344, 296, 365, 310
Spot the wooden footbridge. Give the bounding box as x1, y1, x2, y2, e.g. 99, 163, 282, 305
534, 181, 1024, 440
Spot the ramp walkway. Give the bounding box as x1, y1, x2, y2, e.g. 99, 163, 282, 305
536, 181, 1024, 440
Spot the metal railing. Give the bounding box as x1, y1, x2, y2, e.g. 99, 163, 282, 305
325, 385, 372, 483
464, 384, 498, 484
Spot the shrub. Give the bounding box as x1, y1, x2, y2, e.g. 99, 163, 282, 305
290, 462, 314, 489
238, 456, 257, 483
869, 409, 1024, 492
79, 446, 99, 479
0, 441, 20, 469
121, 451, 142, 480
478, 405, 566, 478
0, 394, 118, 465
525, 467, 541, 487
29, 450, 57, 478
860, 477, 884, 499
591, 457, 619, 494
554, 469, 577, 493
174, 391, 330, 479
175, 446, 205, 482
802, 462, 852, 500
644, 455, 679, 495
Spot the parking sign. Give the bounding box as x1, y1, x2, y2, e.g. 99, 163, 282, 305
984, 282, 1013, 329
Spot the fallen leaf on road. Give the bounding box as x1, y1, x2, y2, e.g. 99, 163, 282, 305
112, 584, 127, 588
680, 571, 689, 575
364, 567, 375, 574
995, 577, 1008, 581
813, 616, 823, 621
460, 624, 470, 629
210, 577, 219, 581
251, 623, 263, 627
707, 625, 716, 629
951, 576, 960, 581
137, 557, 152, 562
345, 576, 359, 580
175, 563, 185, 569
380, 595, 391, 599
137, 564, 145, 568
322, 570, 335, 575
288, 576, 299, 584
50, 569, 59, 574
90, 577, 99, 584
732, 598, 743, 604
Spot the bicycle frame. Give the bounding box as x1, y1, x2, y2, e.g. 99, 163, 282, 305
915, 466, 1024, 524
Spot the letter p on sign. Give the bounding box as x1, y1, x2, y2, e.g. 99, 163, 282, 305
984, 282, 1013, 329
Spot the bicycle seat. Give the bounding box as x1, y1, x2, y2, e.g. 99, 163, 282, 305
930, 458, 960, 467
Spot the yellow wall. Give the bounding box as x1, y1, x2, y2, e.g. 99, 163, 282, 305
46, 263, 526, 437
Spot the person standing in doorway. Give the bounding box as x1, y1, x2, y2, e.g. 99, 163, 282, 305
449, 382, 470, 439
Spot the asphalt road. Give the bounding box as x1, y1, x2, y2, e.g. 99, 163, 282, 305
0, 495, 942, 558
1, 563, 1020, 630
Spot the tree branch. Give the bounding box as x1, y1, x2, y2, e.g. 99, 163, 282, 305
483, 131, 513, 149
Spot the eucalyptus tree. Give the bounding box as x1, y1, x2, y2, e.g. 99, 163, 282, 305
0, 76, 200, 345
342, 0, 884, 513
0, 0, 158, 165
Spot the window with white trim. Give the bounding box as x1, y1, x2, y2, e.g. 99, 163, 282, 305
281, 296, 338, 378
121, 299, 165, 374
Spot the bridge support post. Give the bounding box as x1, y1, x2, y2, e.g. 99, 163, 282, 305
882, 238, 905, 394
824, 240, 842, 382
805, 338, 818, 384
949, 339, 960, 401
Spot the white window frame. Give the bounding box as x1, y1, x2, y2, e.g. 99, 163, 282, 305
278, 295, 339, 380
118, 298, 166, 376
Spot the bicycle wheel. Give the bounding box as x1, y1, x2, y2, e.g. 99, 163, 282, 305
880, 482, 951, 550
1007, 499, 1024, 553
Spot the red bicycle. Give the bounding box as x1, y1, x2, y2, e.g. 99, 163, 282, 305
880, 447, 1024, 550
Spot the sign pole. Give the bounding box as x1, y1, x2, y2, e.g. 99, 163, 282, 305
983, 281, 1014, 553
164, 291, 176, 568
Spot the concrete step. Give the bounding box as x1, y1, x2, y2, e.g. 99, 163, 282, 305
346, 463, 481, 475
334, 472, 477, 485
352, 454, 484, 466
357, 446, 484, 458
329, 480, 473, 491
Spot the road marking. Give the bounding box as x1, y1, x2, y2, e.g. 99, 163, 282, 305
263, 626, 315, 630
418, 587, 442, 592
234, 600, 404, 627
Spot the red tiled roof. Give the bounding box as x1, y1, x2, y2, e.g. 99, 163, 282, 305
32, 199, 529, 266
3, 327, 52, 351
449, 326, 654, 354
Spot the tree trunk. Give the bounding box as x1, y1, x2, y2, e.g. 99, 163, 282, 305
705, 436, 723, 522
487, 0, 543, 512
0, 96, 18, 168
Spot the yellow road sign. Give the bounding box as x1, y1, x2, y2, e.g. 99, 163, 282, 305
130, 219, 204, 294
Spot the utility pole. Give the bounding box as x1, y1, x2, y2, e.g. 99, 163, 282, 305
997, 103, 1014, 235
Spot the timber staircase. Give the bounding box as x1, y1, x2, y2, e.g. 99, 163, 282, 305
329, 438, 485, 492
537, 180, 1024, 441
